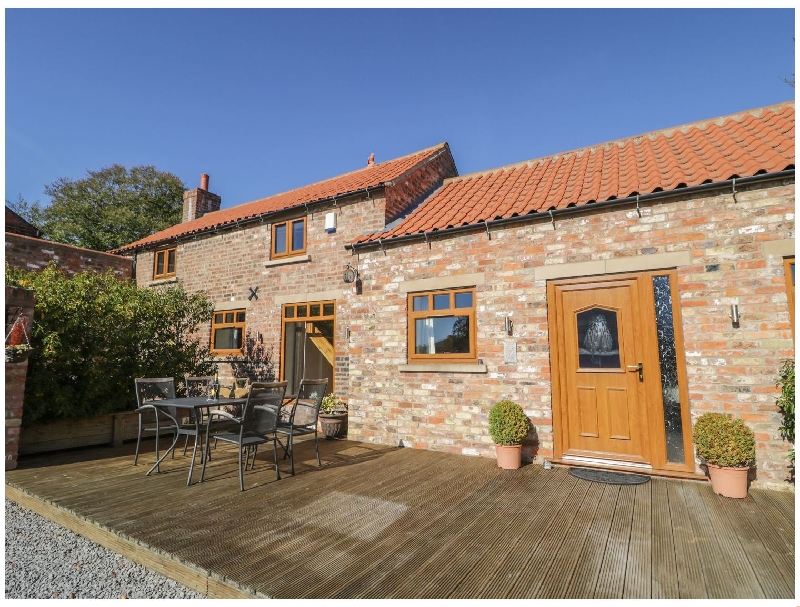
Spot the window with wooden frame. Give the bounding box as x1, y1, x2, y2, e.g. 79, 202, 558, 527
211, 309, 246, 355
153, 247, 177, 279
408, 288, 477, 363
784, 257, 795, 333
271, 217, 306, 259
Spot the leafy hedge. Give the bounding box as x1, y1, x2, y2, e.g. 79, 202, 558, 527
6, 263, 216, 424
776, 358, 795, 463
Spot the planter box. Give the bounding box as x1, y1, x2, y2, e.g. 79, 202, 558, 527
19, 411, 140, 455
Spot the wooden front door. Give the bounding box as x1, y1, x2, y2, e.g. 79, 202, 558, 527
549, 272, 694, 473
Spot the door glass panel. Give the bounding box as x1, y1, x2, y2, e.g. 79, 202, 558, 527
576, 308, 620, 368
653, 275, 685, 463
433, 294, 450, 310
323, 303, 334, 316
310, 304, 321, 317
454, 292, 473, 308
413, 296, 428, 311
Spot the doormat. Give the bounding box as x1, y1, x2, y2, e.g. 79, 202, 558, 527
568, 467, 651, 485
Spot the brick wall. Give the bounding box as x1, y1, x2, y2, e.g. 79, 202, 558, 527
346, 178, 794, 489
5, 287, 34, 470
5, 232, 133, 278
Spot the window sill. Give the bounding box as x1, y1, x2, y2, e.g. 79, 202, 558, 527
147, 276, 178, 287
264, 254, 311, 268
399, 363, 487, 374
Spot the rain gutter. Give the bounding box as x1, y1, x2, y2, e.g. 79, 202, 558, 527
345, 169, 794, 253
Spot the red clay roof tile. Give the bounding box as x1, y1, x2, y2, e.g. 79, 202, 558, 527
353, 102, 794, 245
116, 143, 451, 252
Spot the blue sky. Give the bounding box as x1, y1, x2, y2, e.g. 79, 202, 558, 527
5, 8, 795, 212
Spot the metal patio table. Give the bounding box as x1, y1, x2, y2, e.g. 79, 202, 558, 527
144, 396, 248, 485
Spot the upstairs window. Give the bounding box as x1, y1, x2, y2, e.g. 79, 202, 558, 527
271, 218, 306, 259
408, 288, 477, 363
212, 309, 246, 355
154, 247, 177, 279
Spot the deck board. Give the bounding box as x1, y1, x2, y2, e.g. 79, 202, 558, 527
5, 439, 795, 599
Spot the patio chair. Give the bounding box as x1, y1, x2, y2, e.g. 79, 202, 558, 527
276, 378, 328, 476
133, 377, 178, 468
134, 377, 207, 473
200, 381, 288, 491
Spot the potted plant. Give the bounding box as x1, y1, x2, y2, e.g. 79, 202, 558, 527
488, 400, 530, 470
319, 393, 347, 439
692, 412, 756, 498
5, 314, 32, 364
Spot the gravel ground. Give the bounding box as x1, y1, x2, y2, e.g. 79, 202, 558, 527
5, 499, 206, 599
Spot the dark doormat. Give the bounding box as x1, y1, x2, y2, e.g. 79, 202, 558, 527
568, 467, 651, 485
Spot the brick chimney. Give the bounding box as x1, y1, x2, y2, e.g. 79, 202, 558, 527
182, 173, 221, 222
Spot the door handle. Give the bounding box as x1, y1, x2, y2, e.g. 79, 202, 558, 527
627, 362, 643, 382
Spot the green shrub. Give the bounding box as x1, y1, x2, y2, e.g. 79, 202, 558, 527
320, 393, 347, 414
6, 263, 216, 424
488, 400, 530, 446
692, 412, 756, 468
776, 358, 794, 463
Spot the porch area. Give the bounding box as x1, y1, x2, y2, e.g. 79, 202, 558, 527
5, 438, 794, 599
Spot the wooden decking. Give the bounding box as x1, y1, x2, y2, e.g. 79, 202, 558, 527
5, 438, 795, 599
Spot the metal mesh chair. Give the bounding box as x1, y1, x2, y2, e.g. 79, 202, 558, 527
200, 381, 288, 491
133, 377, 178, 469
276, 378, 328, 475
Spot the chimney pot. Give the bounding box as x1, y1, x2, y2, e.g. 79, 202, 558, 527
367, 153, 375, 167
200, 173, 209, 190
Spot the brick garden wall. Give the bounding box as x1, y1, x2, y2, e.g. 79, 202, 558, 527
346, 178, 795, 489
5, 287, 34, 470
5, 232, 133, 279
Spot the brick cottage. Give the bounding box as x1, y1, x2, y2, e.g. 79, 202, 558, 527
116, 102, 795, 489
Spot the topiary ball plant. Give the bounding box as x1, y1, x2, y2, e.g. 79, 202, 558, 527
692, 412, 756, 468
488, 400, 530, 446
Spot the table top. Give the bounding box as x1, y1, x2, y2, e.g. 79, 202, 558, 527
148, 396, 249, 409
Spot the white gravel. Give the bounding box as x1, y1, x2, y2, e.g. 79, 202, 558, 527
5, 499, 207, 599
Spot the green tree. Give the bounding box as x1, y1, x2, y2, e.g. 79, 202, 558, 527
6, 263, 215, 424
13, 165, 185, 251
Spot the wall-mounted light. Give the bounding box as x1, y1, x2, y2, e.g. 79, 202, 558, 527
504, 316, 513, 336
257, 332, 263, 343
343, 264, 358, 284
730, 304, 740, 328
345, 326, 351, 341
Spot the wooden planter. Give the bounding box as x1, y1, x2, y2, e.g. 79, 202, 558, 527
20, 411, 140, 455
5, 348, 30, 364
319, 412, 347, 439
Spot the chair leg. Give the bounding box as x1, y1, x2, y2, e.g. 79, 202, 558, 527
238, 445, 245, 492
182, 434, 190, 456
133, 418, 143, 466
272, 435, 281, 481
200, 428, 213, 483
314, 429, 321, 467
289, 433, 295, 476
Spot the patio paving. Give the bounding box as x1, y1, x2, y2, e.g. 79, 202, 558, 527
5, 438, 795, 599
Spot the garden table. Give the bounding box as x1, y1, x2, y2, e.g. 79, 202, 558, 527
145, 396, 249, 485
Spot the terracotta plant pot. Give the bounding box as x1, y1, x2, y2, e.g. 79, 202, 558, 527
319, 412, 347, 439
495, 444, 522, 470
706, 463, 749, 498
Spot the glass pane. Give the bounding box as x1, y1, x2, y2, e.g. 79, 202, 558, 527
214, 313, 223, 324
224, 312, 234, 323
297, 305, 307, 318
292, 220, 305, 251
167, 249, 175, 273
214, 327, 242, 350
323, 303, 334, 316
414, 315, 470, 355
236, 311, 245, 322
155, 251, 164, 274
791, 262, 795, 286
284, 307, 295, 319
653, 275, 685, 463
413, 296, 428, 311
576, 308, 620, 368
310, 304, 321, 317
274, 224, 287, 255
454, 292, 473, 308
433, 294, 450, 310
